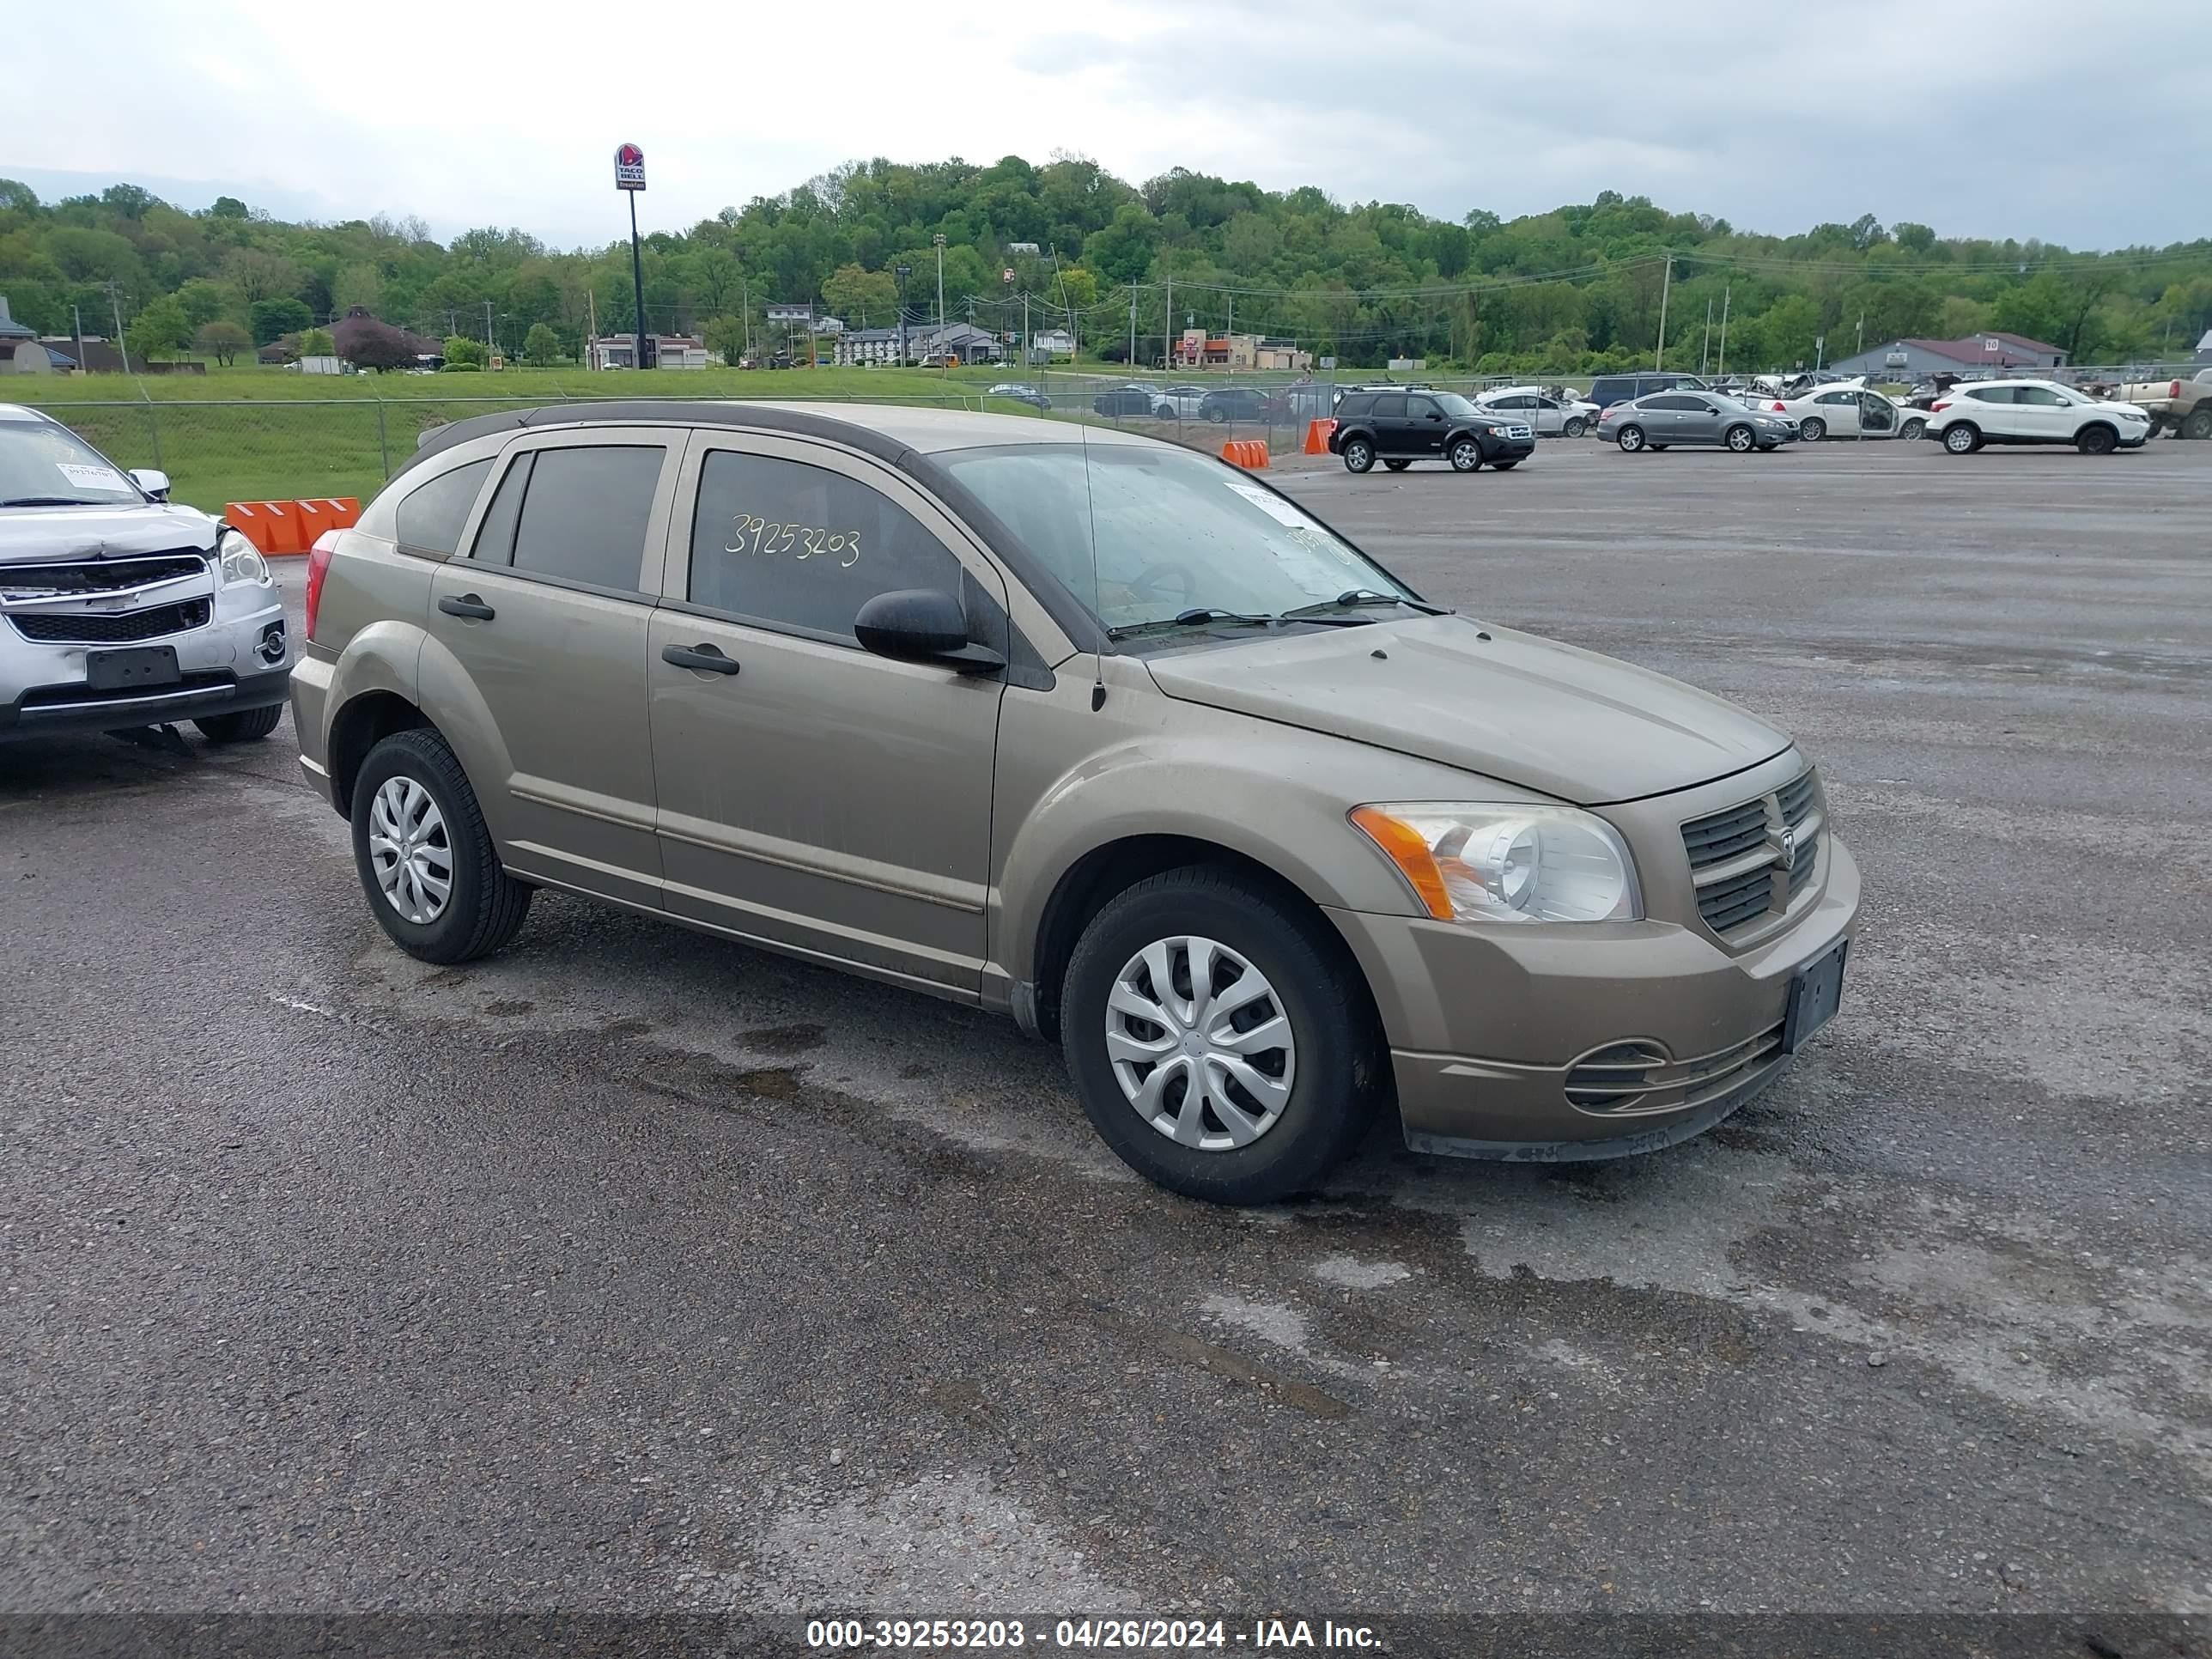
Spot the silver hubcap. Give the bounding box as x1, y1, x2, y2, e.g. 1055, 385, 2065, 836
1105, 935, 1295, 1152
368, 775, 453, 925
1948, 428, 1972, 451
1453, 443, 1476, 467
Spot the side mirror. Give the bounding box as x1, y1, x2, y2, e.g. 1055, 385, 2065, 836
129, 468, 171, 501
854, 588, 1005, 675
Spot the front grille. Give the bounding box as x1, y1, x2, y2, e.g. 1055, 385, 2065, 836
10, 598, 211, 644
1565, 1021, 1788, 1116
1681, 769, 1825, 936
0, 552, 206, 598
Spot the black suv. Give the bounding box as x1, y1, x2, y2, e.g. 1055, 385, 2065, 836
1584, 372, 1710, 411
1328, 389, 1536, 474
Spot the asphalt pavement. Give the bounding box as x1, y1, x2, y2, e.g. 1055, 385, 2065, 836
3, 436, 2208, 1638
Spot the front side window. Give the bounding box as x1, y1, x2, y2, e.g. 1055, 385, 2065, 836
1645, 394, 1695, 411
394, 459, 492, 555
935, 442, 1415, 635
1370, 395, 1407, 419
1407, 397, 1442, 420
690, 450, 963, 639
2014, 386, 2068, 406
510, 446, 665, 591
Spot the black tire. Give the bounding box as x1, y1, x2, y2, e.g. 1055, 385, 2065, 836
1204, 406, 1226, 423
2076, 423, 2118, 456
1800, 416, 1826, 442
350, 727, 532, 965
1341, 437, 1375, 474
1448, 438, 1482, 472
1060, 866, 1383, 1204
1724, 423, 1755, 453
2183, 407, 2212, 441
1382, 458, 1410, 471
1562, 417, 1586, 439
1899, 418, 1926, 441
1616, 424, 1646, 452
1942, 422, 1982, 454
194, 703, 283, 744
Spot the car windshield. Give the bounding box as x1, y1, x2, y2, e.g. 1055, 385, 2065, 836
935, 442, 1419, 634
1434, 392, 1482, 419
0, 413, 146, 507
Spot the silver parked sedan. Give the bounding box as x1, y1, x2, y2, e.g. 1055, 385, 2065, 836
1600, 391, 1795, 453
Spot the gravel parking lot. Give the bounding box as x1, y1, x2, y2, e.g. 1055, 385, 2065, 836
3, 438, 2208, 1633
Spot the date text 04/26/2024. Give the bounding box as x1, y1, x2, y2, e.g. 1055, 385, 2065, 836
805, 1618, 1380, 1649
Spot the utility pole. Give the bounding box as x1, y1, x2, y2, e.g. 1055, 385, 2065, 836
72, 305, 86, 376
895, 264, 910, 367
1128, 288, 1137, 368
1856, 311, 1865, 358
110, 283, 131, 374
933, 234, 945, 329
741, 272, 751, 359
1022, 290, 1029, 368
1701, 296, 1714, 375
1164, 274, 1171, 368
484, 299, 495, 362
1654, 252, 1673, 372
1717, 283, 1731, 378
586, 290, 596, 367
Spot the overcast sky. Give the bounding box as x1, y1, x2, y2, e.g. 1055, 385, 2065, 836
4, 0, 2207, 252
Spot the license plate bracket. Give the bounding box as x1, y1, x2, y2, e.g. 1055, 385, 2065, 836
85, 645, 181, 693
1782, 939, 1849, 1053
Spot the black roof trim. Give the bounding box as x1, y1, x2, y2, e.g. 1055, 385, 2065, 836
398, 402, 1105, 653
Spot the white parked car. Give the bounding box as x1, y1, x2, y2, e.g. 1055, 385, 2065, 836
1151, 386, 1208, 420
1474, 386, 1599, 439
1768, 383, 1929, 442
1924, 380, 2154, 455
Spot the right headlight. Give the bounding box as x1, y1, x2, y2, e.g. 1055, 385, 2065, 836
1351, 802, 1642, 924
217, 527, 270, 586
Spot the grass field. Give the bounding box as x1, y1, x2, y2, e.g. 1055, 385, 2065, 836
10, 366, 1064, 511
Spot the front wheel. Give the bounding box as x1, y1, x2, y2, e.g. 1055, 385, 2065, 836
1616, 424, 1646, 453
351, 728, 532, 964
1448, 438, 1482, 471
1562, 417, 1586, 439
2076, 424, 2118, 456
1060, 867, 1382, 1204
1942, 422, 1982, 454
1724, 424, 1755, 453
195, 703, 284, 744
1899, 418, 1926, 441
1800, 416, 1826, 442
1341, 438, 1375, 474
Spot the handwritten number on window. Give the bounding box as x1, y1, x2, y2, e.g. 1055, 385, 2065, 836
725, 513, 860, 568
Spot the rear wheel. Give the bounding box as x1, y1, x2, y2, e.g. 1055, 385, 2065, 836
2076, 424, 2117, 455
194, 703, 283, 744
2183, 408, 2212, 441
1616, 424, 1646, 453
1448, 438, 1482, 471
1060, 866, 1382, 1204
1942, 422, 1982, 454
350, 728, 532, 964
1724, 424, 1755, 453
1341, 437, 1375, 474
1800, 416, 1826, 441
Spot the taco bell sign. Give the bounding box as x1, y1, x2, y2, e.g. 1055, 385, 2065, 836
614, 143, 647, 191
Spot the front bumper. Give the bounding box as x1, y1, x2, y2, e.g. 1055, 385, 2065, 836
1326, 834, 1860, 1159
1483, 434, 1538, 462
1, 665, 292, 740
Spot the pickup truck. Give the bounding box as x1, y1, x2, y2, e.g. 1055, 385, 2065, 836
2114, 368, 2212, 439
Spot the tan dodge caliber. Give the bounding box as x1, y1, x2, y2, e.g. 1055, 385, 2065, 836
293, 403, 1857, 1203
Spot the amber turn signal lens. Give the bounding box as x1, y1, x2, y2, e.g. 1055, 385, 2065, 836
1349, 806, 1454, 921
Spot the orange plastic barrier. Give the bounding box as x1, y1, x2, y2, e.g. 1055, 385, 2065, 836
1219, 439, 1271, 470
1304, 417, 1337, 454
222, 501, 304, 556
293, 497, 362, 549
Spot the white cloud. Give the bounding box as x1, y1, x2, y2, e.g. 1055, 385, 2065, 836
2, 0, 2205, 247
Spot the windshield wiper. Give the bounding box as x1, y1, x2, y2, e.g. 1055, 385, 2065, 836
1107, 607, 1280, 640
1, 496, 106, 508
1279, 588, 1447, 618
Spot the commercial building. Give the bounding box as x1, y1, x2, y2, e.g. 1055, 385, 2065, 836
1170, 329, 1312, 372
1822, 332, 2067, 380
588, 333, 711, 370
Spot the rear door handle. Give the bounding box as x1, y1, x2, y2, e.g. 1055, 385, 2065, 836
662, 643, 741, 676
439, 594, 495, 621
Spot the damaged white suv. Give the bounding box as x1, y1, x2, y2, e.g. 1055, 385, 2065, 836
1, 404, 291, 746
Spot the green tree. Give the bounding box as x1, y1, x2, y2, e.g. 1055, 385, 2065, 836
125, 295, 193, 361
173, 278, 236, 328
194, 319, 251, 364
521, 322, 562, 365
332, 263, 383, 314
442, 334, 488, 367
702, 314, 748, 366
248, 296, 312, 345
821, 261, 898, 325
298, 327, 336, 357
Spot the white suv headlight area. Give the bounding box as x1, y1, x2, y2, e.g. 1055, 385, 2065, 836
218, 529, 271, 586
1351, 802, 1642, 924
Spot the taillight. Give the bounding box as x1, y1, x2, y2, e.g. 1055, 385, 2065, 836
2172, 380, 2182, 399
304, 531, 337, 642
1771, 401, 1786, 411
1930, 400, 1950, 413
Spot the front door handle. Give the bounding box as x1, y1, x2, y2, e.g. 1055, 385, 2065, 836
439, 594, 495, 621
663, 643, 741, 676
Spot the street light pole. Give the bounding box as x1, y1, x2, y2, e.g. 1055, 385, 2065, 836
895, 264, 911, 366
1654, 252, 1673, 372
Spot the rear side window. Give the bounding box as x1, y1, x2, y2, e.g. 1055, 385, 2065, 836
393, 459, 491, 556
1337, 394, 1373, 416
1966, 386, 2017, 404
510, 446, 665, 592
688, 450, 965, 641
1645, 394, 1696, 411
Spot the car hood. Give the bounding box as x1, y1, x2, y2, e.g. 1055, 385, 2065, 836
0, 501, 219, 562
1143, 613, 1791, 805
